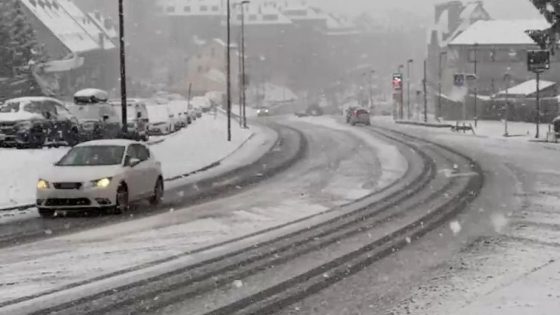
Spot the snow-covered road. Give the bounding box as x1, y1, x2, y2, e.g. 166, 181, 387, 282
279, 116, 560, 315
0, 117, 407, 313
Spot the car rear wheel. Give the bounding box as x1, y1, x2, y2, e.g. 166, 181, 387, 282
149, 177, 164, 206
114, 184, 129, 214
38, 208, 56, 218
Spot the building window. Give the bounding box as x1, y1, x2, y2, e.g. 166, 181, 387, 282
198, 65, 203, 73
200, 5, 208, 12
249, 14, 257, 21
184, 6, 191, 12
166, 6, 175, 13
212, 5, 219, 11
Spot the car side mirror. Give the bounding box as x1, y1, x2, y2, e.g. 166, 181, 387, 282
137, 112, 142, 118
103, 115, 109, 122
127, 157, 141, 167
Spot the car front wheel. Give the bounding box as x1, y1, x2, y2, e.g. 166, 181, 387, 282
114, 184, 129, 214
149, 177, 164, 206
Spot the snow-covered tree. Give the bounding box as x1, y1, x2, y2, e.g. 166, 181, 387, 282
528, 0, 560, 53
0, 0, 38, 77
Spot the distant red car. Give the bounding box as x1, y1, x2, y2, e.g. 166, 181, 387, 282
349, 108, 371, 126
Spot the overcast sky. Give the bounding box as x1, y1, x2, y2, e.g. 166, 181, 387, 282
309, 0, 542, 20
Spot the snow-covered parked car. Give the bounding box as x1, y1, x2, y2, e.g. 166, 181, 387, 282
147, 105, 174, 135
36, 139, 163, 217
192, 96, 213, 113
0, 97, 80, 148
168, 100, 190, 127
109, 98, 150, 142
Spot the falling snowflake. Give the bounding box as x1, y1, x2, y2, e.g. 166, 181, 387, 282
232, 280, 243, 288
44, 229, 52, 235
169, 208, 175, 213
405, 237, 412, 244
449, 221, 462, 235
491, 213, 508, 233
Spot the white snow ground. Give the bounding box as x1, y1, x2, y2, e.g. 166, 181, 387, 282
0, 113, 255, 209
0, 117, 407, 309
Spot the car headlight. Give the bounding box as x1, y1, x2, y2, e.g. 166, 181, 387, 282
92, 177, 112, 188
37, 179, 50, 190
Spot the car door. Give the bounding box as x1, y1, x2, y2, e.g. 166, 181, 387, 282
131, 144, 155, 196
124, 144, 144, 200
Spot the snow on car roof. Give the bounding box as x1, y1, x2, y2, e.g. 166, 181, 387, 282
74, 89, 109, 99
4, 96, 62, 104
77, 139, 139, 147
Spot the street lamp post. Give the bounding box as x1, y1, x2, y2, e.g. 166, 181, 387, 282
407, 59, 414, 119
503, 72, 511, 137
398, 64, 404, 120
226, 0, 232, 142
118, 0, 127, 134
473, 43, 479, 127
438, 51, 447, 121
369, 70, 375, 111
240, 0, 250, 128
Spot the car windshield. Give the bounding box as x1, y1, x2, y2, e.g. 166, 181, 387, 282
57, 145, 125, 166
0, 102, 20, 113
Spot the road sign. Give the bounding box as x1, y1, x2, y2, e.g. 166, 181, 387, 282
454, 74, 465, 87
527, 50, 550, 73
392, 73, 403, 91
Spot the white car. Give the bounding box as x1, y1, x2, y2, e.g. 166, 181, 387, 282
147, 105, 174, 135
36, 139, 164, 217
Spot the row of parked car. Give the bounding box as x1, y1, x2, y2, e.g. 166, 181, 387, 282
0, 89, 209, 149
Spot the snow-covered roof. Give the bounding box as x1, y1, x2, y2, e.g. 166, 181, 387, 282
73, 88, 109, 100
19, 0, 101, 53
281, 5, 325, 21
497, 79, 556, 96
450, 19, 551, 46
56, 0, 115, 50
4, 96, 62, 104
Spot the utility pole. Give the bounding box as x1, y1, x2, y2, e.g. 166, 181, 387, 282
407, 59, 414, 119
241, 0, 250, 128
368, 70, 375, 110
503, 72, 511, 137
438, 51, 447, 121
536, 71, 541, 138
473, 43, 479, 127
423, 59, 428, 123
226, 0, 232, 141
398, 64, 404, 120
118, 0, 127, 134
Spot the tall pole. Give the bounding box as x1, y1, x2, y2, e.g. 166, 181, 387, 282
407, 59, 413, 119
118, 0, 127, 134
473, 43, 479, 127
398, 64, 404, 120
241, 1, 249, 128
536, 71, 541, 139
504, 73, 510, 137
438, 51, 447, 121
226, 0, 232, 142
368, 70, 374, 110
423, 59, 428, 123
